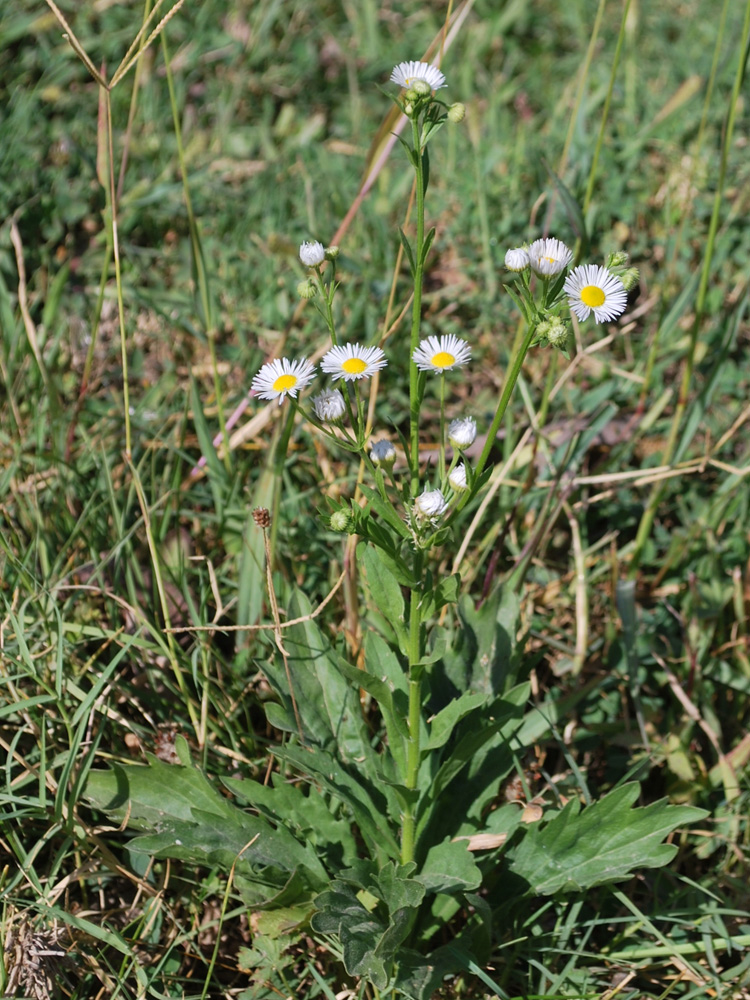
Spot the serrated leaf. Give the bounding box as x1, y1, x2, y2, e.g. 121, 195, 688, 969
507, 783, 708, 895
417, 838, 482, 895
83, 754, 327, 890
279, 744, 400, 862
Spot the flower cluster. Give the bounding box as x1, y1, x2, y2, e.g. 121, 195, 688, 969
504, 237, 632, 334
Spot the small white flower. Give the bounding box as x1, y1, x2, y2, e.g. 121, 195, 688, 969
414, 488, 448, 519
412, 334, 471, 373
370, 439, 396, 466
564, 264, 628, 323
251, 357, 316, 405
528, 237, 573, 277
390, 60, 446, 92
505, 247, 530, 271
321, 343, 387, 382
448, 416, 476, 450
449, 463, 468, 492
299, 240, 326, 267
312, 388, 346, 422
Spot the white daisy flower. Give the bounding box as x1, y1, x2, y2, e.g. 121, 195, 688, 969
390, 60, 446, 92
370, 439, 396, 466
414, 488, 448, 519
251, 357, 316, 405
564, 264, 628, 323
448, 416, 477, 450
505, 247, 530, 271
321, 343, 387, 382
412, 334, 471, 373
299, 240, 326, 267
528, 237, 573, 277
312, 388, 346, 422
449, 463, 468, 492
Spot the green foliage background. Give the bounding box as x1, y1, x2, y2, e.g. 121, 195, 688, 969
2, 0, 750, 997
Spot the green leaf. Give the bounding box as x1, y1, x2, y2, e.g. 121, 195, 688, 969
263, 588, 367, 761
311, 862, 425, 990
83, 743, 327, 892
225, 773, 359, 869
420, 226, 436, 266
359, 483, 412, 540
423, 691, 487, 753
441, 588, 520, 696
359, 542, 407, 649
506, 783, 709, 895
336, 652, 409, 778
398, 226, 416, 277
417, 838, 482, 895
279, 744, 400, 862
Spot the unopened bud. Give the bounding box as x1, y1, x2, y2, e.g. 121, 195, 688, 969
330, 509, 352, 532
607, 251, 629, 268
297, 279, 317, 299
447, 102, 466, 123
370, 439, 396, 467
404, 87, 419, 103
412, 79, 432, 97
325, 245, 339, 260
546, 320, 569, 348
620, 267, 640, 291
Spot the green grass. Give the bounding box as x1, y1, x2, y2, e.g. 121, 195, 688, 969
2, 0, 750, 996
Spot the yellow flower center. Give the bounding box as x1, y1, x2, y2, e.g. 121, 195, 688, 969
431, 351, 455, 368
272, 374, 297, 392
581, 285, 606, 307
342, 357, 367, 374
542, 255, 556, 264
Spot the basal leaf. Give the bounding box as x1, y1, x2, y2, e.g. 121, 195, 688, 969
506, 782, 708, 895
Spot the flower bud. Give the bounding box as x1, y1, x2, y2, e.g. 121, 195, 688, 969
414, 488, 448, 520
299, 240, 326, 267
620, 267, 640, 291
330, 509, 352, 532
449, 463, 468, 492
607, 250, 629, 269
412, 79, 432, 97
312, 388, 346, 423
404, 87, 419, 102
370, 439, 396, 467
447, 102, 466, 123
546, 320, 569, 348
403, 102, 415, 117
297, 278, 317, 299
324, 245, 340, 260
448, 416, 477, 450
504, 247, 530, 272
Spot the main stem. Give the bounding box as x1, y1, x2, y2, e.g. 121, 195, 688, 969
409, 116, 426, 496
401, 551, 424, 865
